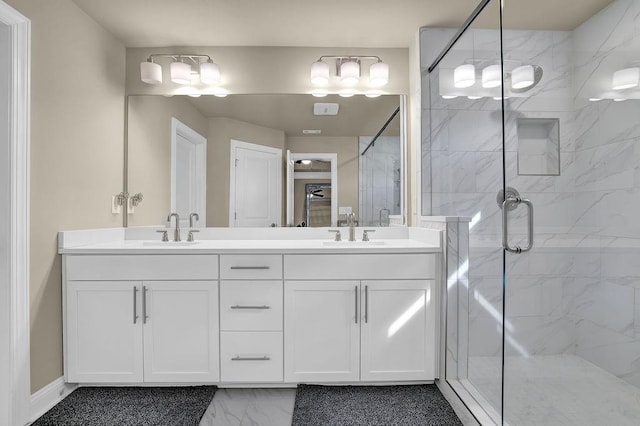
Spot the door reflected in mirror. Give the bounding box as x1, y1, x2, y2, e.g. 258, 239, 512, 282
126, 94, 404, 228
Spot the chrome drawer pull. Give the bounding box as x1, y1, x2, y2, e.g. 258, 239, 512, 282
229, 266, 270, 270
230, 305, 271, 310
231, 356, 271, 361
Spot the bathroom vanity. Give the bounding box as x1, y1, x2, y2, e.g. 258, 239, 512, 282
59, 227, 441, 386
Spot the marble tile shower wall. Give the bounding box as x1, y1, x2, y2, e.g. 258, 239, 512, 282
421, 0, 640, 388
359, 136, 401, 226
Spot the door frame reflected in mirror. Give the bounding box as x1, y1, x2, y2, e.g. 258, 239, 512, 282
288, 152, 338, 226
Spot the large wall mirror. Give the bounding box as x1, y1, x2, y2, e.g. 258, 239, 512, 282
126, 93, 405, 228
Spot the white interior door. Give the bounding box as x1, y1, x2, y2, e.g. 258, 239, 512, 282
230, 140, 282, 227
171, 118, 206, 227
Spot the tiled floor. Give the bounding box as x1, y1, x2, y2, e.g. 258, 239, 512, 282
459, 354, 640, 425
199, 388, 296, 426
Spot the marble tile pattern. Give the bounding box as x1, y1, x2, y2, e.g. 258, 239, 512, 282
461, 355, 640, 426
199, 388, 296, 426
421, 0, 640, 395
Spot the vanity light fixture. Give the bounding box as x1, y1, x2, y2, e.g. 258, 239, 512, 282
339, 89, 355, 97
170, 60, 191, 85
311, 89, 329, 97
454, 64, 475, 88
140, 60, 162, 84
482, 64, 502, 88
612, 67, 639, 90
340, 59, 361, 85
310, 60, 330, 86
511, 65, 535, 89
309, 55, 390, 88
365, 90, 383, 98
140, 54, 221, 87
442, 95, 458, 99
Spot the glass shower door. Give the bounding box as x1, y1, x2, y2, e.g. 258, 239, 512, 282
501, 0, 640, 424
422, 0, 506, 423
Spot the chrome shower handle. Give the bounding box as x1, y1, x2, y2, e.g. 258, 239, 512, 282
502, 196, 534, 254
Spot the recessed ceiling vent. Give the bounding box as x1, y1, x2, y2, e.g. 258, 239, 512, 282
313, 103, 339, 116
302, 129, 322, 135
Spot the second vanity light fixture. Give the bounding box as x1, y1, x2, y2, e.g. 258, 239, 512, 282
310, 55, 389, 97
140, 53, 221, 86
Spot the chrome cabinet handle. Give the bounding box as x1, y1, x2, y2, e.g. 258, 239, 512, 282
229, 266, 270, 270
354, 285, 358, 324
133, 286, 139, 324
502, 196, 534, 254
231, 356, 270, 361
142, 285, 149, 323
365, 285, 369, 323
230, 305, 270, 310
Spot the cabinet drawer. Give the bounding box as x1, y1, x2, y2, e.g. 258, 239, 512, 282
220, 332, 283, 382
220, 255, 283, 279
284, 253, 435, 280
66, 255, 219, 281
220, 281, 283, 331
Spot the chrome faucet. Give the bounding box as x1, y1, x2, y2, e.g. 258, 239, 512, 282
347, 212, 357, 242
167, 213, 180, 242
189, 212, 199, 228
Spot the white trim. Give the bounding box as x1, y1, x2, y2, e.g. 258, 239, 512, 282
399, 94, 408, 226
293, 171, 331, 180
289, 152, 338, 226
229, 139, 283, 227
170, 117, 207, 226
0, 2, 30, 425
29, 377, 77, 424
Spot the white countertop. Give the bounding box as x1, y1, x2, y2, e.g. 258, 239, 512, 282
58, 227, 442, 255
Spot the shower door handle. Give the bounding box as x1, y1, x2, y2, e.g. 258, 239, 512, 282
502, 196, 534, 254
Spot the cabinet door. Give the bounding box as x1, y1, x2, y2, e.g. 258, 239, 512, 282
66, 281, 143, 382
284, 281, 360, 382
360, 280, 435, 381
143, 281, 219, 382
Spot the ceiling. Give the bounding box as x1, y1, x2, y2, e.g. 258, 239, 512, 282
72, 0, 614, 48
185, 94, 401, 137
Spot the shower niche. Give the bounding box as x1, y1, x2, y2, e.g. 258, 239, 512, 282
516, 117, 560, 176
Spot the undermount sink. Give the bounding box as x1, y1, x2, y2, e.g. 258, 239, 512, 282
322, 241, 386, 247
142, 241, 201, 247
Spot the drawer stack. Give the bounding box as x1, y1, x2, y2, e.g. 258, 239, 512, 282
219, 255, 283, 383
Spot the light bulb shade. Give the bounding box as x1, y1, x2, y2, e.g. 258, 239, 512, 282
340, 60, 360, 86
170, 61, 191, 85
511, 65, 534, 89
612, 67, 640, 90
369, 61, 389, 86
482, 64, 501, 88
454, 64, 475, 88
310, 60, 330, 86
200, 61, 220, 85
140, 61, 162, 84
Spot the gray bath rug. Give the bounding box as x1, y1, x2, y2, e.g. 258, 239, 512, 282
292, 384, 462, 426
31, 386, 217, 426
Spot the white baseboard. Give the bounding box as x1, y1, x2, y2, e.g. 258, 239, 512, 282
29, 377, 77, 424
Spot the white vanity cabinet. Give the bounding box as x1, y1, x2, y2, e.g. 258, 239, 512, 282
219, 255, 284, 383
66, 281, 144, 383
64, 255, 219, 383
284, 280, 360, 382
283, 254, 437, 383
